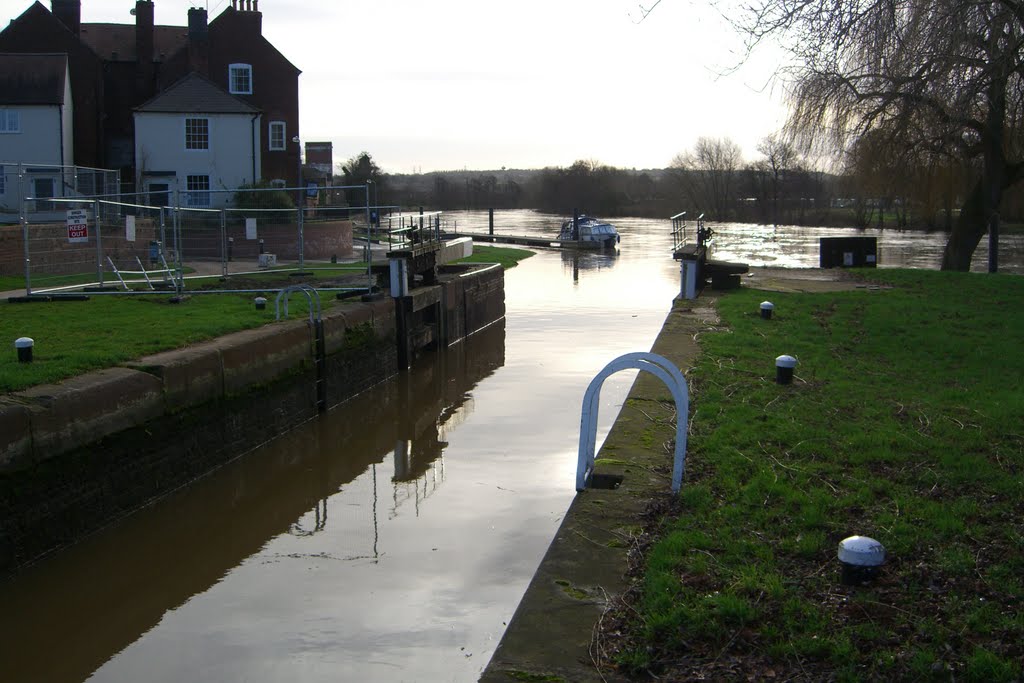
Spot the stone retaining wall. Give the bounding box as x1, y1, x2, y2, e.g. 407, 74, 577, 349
0, 263, 506, 574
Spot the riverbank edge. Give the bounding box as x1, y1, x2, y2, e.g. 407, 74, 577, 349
480, 293, 722, 683
479, 267, 878, 682
0, 264, 506, 574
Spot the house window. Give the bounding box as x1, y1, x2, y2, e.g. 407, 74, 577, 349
185, 117, 209, 150
186, 175, 210, 206
269, 121, 286, 151
0, 109, 20, 133
229, 64, 253, 95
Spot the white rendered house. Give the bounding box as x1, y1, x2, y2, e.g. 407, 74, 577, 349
134, 72, 261, 209
0, 53, 74, 212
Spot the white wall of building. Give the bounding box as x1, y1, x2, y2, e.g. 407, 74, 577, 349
134, 111, 261, 208
0, 103, 68, 211
61, 68, 74, 169
0, 105, 63, 165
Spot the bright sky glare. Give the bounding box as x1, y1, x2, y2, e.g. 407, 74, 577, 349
12, 0, 791, 173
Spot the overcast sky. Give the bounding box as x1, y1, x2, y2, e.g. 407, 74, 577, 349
11, 0, 790, 173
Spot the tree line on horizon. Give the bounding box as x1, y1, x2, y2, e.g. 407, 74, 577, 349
333, 140, 1024, 233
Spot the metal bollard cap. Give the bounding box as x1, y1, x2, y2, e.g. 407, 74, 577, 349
838, 535, 886, 567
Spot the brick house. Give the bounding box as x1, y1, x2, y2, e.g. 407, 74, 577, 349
0, 0, 300, 194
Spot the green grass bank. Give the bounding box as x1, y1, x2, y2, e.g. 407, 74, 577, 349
607, 270, 1023, 681
0, 246, 532, 393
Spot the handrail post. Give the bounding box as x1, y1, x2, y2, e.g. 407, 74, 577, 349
94, 199, 104, 286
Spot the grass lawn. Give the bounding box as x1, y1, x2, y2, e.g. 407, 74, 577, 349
609, 269, 1023, 682
0, 294, 304, 393
0, 245, 533, 393
456, 245, 535, 269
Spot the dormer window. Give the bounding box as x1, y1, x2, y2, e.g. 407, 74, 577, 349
229, 64, 253, 94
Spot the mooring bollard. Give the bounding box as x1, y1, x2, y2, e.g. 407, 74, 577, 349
760, 301, 774, 320
15, 337, 34, 363
254, 296, 267, 310
775, 354, 797, 384
838, 535, 886, 585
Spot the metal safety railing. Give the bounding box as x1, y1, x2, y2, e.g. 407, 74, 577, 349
275, 284, 328, 412
576, 352, 690, 493
671, 211, 687, 252
384, 211, 444, 252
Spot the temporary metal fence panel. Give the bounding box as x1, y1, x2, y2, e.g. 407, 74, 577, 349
2, 163, 119, 222
10, 181, 385, 295
16, 196, 176, 295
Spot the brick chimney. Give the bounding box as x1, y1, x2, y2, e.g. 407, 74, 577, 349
135, 1, 155, 96
51, 0, 81, 36
232, 0, 264, 34
187, 7, 209, 76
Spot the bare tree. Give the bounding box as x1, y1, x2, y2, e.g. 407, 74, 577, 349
670, 136, 743, 219
756, 134, 799, 225
733, 0, 1024, 270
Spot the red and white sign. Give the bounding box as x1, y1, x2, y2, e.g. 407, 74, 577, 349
67, 209, 89, 244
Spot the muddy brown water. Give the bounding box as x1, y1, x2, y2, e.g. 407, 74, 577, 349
0, 218, 680, 683
2, 211, 1020, 683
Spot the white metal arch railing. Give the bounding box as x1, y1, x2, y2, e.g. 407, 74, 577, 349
576, 352, 689, 493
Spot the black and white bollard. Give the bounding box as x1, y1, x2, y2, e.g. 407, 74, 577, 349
254, 296, 267, 311
760, 301, 774, 320
775, 355, 797, 384
15, 337, 34, 363
838, 535, 886, 585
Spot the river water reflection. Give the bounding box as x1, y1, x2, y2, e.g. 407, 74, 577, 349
0, 215, 681, 683
2, 210, 1019, 683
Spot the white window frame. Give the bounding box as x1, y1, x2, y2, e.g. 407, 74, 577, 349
186, 174, 211, 207
0, 109, 20, 133
269, 121, 286, 151
185, 117, 209, 150
229, 63, 253, 95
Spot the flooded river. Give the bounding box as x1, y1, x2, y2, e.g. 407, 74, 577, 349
1, 211, 1020, 683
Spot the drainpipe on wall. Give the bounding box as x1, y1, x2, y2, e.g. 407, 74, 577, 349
250, 114, 259, 183
59, 107, 65, 167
